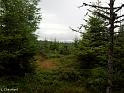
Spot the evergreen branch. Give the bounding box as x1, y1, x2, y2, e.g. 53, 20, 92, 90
83, 19, 88, 22
105, 22, 110, 26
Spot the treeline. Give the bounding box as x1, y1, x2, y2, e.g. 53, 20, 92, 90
38, 40, 75, 58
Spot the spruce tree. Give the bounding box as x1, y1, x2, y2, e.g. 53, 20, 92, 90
0, 0, 41, 75
75, 14, 108, 93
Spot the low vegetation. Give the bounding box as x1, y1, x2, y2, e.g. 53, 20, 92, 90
0, 55, 89, 93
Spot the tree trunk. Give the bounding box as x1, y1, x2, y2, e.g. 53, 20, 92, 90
106, 0, 114, 93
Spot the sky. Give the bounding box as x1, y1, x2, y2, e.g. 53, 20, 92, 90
35, 0, 124, 42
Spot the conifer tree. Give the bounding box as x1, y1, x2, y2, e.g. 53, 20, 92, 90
0, 0, 41, 75
72, 0, 124, 92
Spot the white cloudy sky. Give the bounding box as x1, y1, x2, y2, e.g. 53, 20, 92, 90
35, 0, 124, 42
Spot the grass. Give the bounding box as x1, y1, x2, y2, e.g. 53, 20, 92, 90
0, 55, 91, 93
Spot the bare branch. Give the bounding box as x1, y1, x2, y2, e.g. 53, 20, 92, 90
97, 9, 110, 15
114, 25, 121, 28
87, 9, 110, 20
69, 27, 84, 34
86, 9, 110, 20
85, 12, 88, 16
87, 9, 93, 13
114, 25, 124, 28
116, 14, 124, 19
114, 19, 124, 23
115, 4, 124, 12
79, 3, 110, 10
94, 11, 110, 20
78, 24, 85, 30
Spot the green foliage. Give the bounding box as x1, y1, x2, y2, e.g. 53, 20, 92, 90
38, 40, 74, 58
112, 25, 124, 93
73, 13, 124, 92
0, 56, 89, 93
86, 67, 107, 93
73, 15, 108, 93
76, 16, 108, 67
0, 74, 86, 93
0, 0, 41, 75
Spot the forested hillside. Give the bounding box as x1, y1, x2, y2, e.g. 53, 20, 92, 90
0, 0, 124, 93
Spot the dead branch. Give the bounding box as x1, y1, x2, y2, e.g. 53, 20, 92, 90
114, 25, 124, 28
116, 14, 124, 19
115, 4, 124, 12
79, 3, 110, 10
97, 9, 110, 15
94, 11, 110, 20
69, 27, 84, 34
114, 19, 124, 23
114, 25, 120, 28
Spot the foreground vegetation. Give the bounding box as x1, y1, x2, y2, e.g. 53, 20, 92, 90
0, 55, 90, 93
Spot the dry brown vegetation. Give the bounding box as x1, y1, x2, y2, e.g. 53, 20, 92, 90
36, 56, 59, 70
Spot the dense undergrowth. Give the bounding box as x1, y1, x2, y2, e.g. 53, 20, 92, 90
0, 55, 92, 93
